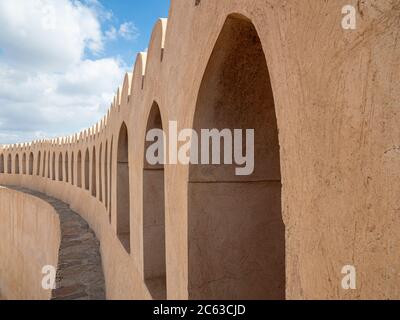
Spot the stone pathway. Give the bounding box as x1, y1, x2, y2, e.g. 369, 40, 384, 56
6, 186, 106, 300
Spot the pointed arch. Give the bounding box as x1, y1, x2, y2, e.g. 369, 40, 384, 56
109, 138, 113, 222
71, 152, 75, 185
188, 14, 285, 299
0, 154, 4, 174
104, 140, 109, 209
92, 147, 97, 197
58, 153, 63, 181
47, 152, 51, 179
65, 152, 69, 183
37, 151, 41, 176
15, 154, 20, 174
85, 149, 90, 190
28, 152, 34, 175
42, 152, 47, 177
143, 102, 166, 299
52, 152, 56, 180
77, 150, 82, 188
116, 123, 130, 253
99, 143, 103, 202
7, 154, 12, 174
22, 153, 27, 175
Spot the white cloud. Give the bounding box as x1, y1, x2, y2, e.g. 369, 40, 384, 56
119, 22, 139, 40
0, 0, 103, 71
106, 22, 139, 41
0, 58, 124, 140
0, 0, 136, 144
105, 26, 118, 41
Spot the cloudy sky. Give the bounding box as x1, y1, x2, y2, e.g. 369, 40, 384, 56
0, 0, 170, 144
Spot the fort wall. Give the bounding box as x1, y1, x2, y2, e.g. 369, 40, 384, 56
0, 0, 399, 299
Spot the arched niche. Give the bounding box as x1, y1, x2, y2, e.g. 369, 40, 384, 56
143, 102, 166, 300
116, 123, 130, 253
188, 14, 285, 300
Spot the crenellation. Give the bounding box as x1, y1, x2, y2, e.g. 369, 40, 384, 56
122, 73, 133, 107
131, 52, 148, 95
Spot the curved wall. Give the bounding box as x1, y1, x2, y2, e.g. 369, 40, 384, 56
0, 187, 60, 300
0, 0, 399, 299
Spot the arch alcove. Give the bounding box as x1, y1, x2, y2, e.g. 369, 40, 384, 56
92, 147, 97, 197
52, 153, 56, 180
116, 123, 130, 253
143, 102, 166, 300
104, 141, 109, 209
58, 153, 63, 181
85, 149, 90, 190
15, 154, 20, 174
37, 151, 41, 176
109, 138, 113, 221
77, 151, 82, 188
22, 153, 26, 175
28, 152, 33, 175
47, 153, 51, 178
188, 14, 285, 300
7, 154, 12, 174
99, 144, 103, 202
0, 154, 4, 173
71, 152, 75, 185
42, 152, 46, 177
65, 152, 69, 183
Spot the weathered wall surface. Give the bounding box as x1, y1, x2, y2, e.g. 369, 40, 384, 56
0, 0, 399, 299
0, 187, 60, 300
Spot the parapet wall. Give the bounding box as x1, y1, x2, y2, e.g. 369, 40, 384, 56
0, 0, 399, 299
0, 187, 60, 300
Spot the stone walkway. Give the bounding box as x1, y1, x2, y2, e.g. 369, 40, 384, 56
6, 186, 106, 300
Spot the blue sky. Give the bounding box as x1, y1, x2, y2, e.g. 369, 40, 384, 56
0, 0, 170, 144
94, 0, 170, 66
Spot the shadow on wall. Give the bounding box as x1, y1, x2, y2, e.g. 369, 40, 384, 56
0, 154, 4, 174
116, 123, 130, 253
188, 13, 285, 300
143, 102, 167, 300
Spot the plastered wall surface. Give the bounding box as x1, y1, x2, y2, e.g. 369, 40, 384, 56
0, 187, 60, 300
0, 0, 399, 299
